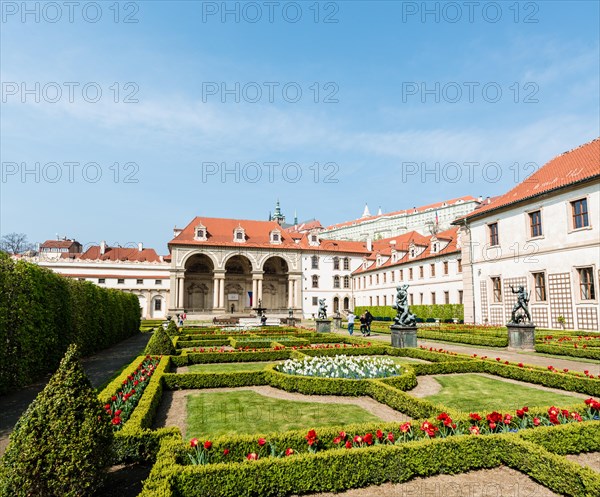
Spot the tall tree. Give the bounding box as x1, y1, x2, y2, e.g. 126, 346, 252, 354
0, 233, 32, 254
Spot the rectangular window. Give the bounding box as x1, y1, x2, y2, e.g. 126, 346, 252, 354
419, 292, 423, 304
578, 267, 596, 300
409, 268, 413, 280
431, 292, 436, 305
312, 275, 319, 288
376, 296, 380, 306
571, 199, 589, 229
458, 290, 463, 304
529, 210, 543, 237
409, 294, 414, 306
312, 296, 318, 305
154, 299, 162, 311
430, 263, 435, 277
391, 271, 395, 282
419, 266, 424, 278
383, 295, 387, 306
489, 223, 499, 246
98, 278, 105, 284
155, 279, 162, 285
376, 274, 379, 285
333, 277, 340, 289
533, 272, 547, 301
457, 259, 462, 273
343, 258, 350, 270
136, 279, 143, 285
369, 296, 373, 306
383, 272, 387, 283
117, 278, 125, 285
443, 261, 449, 275
444, 291, 450, 304
333, 258, 340, 270
311, 256, 319, 269
491, 277, 502, 302
369, 275, 373, 286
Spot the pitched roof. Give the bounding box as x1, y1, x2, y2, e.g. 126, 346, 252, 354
353, 226, 461, 275
169, 216, 371, 254
40, 239, 81, 249
80, 246, 163, 263
324, 196, 479, 231
461, 138, 600, 221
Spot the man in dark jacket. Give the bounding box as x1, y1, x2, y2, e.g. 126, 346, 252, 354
364, 310, 373, 336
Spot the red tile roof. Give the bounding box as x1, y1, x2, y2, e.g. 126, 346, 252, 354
80, 246, 163, 263
169, 217, 370, 254
286, 220, 323, 232
324, 196, 479, 231
40, 239, 81, 250
353, 227, 461, 275
462, 138, 600, 221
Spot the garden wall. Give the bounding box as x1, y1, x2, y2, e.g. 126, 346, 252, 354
0, 253, 141, 394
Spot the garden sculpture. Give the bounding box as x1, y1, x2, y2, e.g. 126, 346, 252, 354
509, 285, 531, 324
392, 284, 416, 327
317, 299, 328, 319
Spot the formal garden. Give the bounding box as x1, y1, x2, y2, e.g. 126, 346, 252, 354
1, 256, 599, 496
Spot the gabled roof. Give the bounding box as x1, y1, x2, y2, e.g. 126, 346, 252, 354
460, 138, 600, 221
40, 239, 81, 249
353, 226, 461, 275
80, 246, 163, 263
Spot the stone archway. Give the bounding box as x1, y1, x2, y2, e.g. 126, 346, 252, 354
225, 255, 253, 312
262, 256, 289, 311
185, 254, 214, 311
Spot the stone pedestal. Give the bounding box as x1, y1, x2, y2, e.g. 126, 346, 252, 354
390, 325, 418, 348
507, 323, 535, 350
316, 319, 332, 333
286, 317, 299, 327
333, 317, 342, 329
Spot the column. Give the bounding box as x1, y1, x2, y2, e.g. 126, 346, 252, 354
212, 276, 219, 310
287, 279, 294, 308
251, 271, 263, 307
294, 276, 302, 309
218, 277, 225, 310
146, 290, 152, 319
257, 278, 263, 305
177, 275, 185, 309
169, 272, 178, 310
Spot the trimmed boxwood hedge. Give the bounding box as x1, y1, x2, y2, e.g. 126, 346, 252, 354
355, 304, 464, 322
535, 343, 600, 360
0, 253, 140, 395
417, 330, 508, 347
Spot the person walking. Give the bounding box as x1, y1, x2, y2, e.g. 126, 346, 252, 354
365, 310, 373, 336
347, 312, 355, 335
359, 313, 367, 336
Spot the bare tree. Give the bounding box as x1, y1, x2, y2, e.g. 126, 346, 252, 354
0, 233, 33, 255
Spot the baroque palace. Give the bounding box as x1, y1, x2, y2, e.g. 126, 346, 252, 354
21, 138, 600, 330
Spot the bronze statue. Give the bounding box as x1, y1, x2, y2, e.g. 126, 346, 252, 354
393, 284, 416, 327
509, 285, 531, 324
317, 298, 328, 319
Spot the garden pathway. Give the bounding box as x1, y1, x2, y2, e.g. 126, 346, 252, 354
332, 330, 600, 375
0, 332, 151, 456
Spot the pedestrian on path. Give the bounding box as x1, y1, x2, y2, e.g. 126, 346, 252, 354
365, 310, 373, 336
347, 312, 355, 335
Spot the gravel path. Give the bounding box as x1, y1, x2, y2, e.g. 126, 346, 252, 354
153, 386, 411, 433
566, 452, 600, 473
407, 376, 442, 398
291, 466, 561, 497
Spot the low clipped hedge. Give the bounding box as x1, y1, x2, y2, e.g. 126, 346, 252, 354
355, 304, 464, 322
535, 343, 600, 360
140, 430, 600, 497
177, 339, 231, 349
417, 330, 508, 347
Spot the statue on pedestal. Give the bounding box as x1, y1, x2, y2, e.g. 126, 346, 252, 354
392, 284, 416, 327
509, 285, 531, 324
317, 299, 328, 319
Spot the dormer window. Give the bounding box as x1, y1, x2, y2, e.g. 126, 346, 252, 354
233, 225, 246, 243
270, 229, 282, 245
309, 232, 319, 246
194, 223, 207, 241
431, 242, 439, 253
410, 248, 416, 258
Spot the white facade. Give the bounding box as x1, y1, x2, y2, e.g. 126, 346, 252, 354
20, 253, 170, 320
462, 180, 600, 330
321, 197, 480, 241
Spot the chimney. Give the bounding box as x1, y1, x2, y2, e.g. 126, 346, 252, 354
477, 195, 483, 203
486, 196, 491, 204
366, 237, 372, 251
100, 240, 106, 255
138, 242, 143, 252
173, 226, 182, 238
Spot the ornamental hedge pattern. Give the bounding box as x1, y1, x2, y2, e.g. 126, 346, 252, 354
92, 331, 600, 496
0, 253, 140, 395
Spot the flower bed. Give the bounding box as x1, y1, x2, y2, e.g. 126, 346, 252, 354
103, 355, 160, 430
277, 355, 404, 379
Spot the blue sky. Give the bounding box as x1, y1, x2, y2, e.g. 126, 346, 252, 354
1, 0, 599, 253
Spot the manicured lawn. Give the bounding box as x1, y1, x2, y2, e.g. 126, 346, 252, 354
424, 374, 583, 412
187, 362, 277, 373
186, 390, 382, 438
